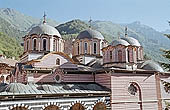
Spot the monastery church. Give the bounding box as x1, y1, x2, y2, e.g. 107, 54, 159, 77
0, 15, 170, 110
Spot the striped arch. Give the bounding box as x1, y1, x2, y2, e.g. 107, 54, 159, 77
9, 104, 31, 110
68, 100, 86, 110
41, 102, 62, 110
91, 98, 107, 110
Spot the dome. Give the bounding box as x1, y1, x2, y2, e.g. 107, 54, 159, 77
76, 29, 104, 39
28, 23, 61, 37
111, 39, 130, 46
140, 60, 164, 72
121, 37, 141, 46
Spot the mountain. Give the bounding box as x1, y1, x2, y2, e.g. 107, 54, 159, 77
0, 16, 25, 40
0, 32, 23, 59
0, 8, 58, 32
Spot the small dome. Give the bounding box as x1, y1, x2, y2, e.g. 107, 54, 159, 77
28, 23, 61, 37
140, 60, 164, 72
111, 39, 130, 46
76, 29, 104, 39
121, 37, 141, 46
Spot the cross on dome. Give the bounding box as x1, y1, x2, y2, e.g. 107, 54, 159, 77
43, 11, 47, 24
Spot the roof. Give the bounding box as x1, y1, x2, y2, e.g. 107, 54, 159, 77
140, 60, 164, 72
0, 57, 17, 67
76, 29, 104, 40
121, 37, 141, 46
0, 83, 110, 96
28, 23, 61, 37
110, 39, 130, 46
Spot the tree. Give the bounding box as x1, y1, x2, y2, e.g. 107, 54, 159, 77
161, 26, 170, 71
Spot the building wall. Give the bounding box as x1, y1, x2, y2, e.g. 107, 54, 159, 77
111, 73, 159, 110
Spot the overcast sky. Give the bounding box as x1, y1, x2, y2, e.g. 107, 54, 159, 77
0, 0, 170, 31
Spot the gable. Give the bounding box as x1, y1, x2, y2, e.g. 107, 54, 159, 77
33, 52, 74, 68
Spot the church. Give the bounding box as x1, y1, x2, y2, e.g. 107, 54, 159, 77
0, 15, 170, 110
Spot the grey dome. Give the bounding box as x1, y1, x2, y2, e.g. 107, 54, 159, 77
140, 60, 164, 72
111, 39, 130, 46
29, 23, 61, 37
121, 37, 141, 46
77, 29, 104, 39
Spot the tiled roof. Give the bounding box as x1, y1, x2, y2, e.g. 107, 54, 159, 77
0, 57, 17, 67
0, 83, 110, 96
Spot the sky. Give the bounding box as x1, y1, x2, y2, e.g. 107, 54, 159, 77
0, 0, 170, 31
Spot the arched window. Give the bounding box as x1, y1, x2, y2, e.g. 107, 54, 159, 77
93, 42, 97, 54
93, 102, 106, 110
11, 106, 28, 110
33, 38, 36, 50
127, 50, 130, 62
70, 103, 85, 110
77, 43, 79, 55
118, 50, 122, 62
27, 40, 29, 51
44, 105, 59, 110
110, 51, 112, 60
56, 58, 60, 65
84, 42, 88, 54
53, 39, 56, 51
43, 39, 47, 51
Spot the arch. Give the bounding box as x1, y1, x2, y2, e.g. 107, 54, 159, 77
53, 39, 56, 51
33, 38, 37, 50
27, 40, 29, 51
70, 103, 85, 110
0, 75, 4, 83
93, 42, 97, 54
6, 75, 10, 83
11, 106, 28, 110
118, 50, 122, 62
44, 105, 59, 110
84, 42, 88, 54
43, 38, 47, 51
127, 49, 130, 62
56, 58, 60, 65
110, 51, 112, 60
129, 82, 143, 110
93, 102, 106, 110
77, 43, 79, 55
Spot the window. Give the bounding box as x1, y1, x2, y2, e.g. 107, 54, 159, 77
53, 39, 56, 51
127, 50, 130, 62
33, 39, 36, 50
110, 51, 112, 60
118, 50, 122, 62
27, 40, 29, 51
56, 58, 60, 65
43, 39, 47, 51
84, 42, 88, 54
128, 83, 138, 95
77, 43, 79, 55
93, 42, 97, 54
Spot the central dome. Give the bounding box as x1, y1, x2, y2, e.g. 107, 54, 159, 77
28, 23, 61, 37
121, 37, 141, 46
76, 29, 104, 39
111, 39, 130, 46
